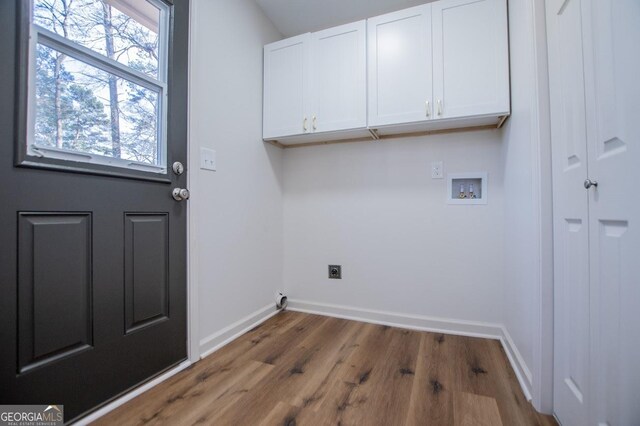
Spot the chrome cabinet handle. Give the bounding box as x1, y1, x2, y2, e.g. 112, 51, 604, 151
584, 179, 598, 189
313, 115, 317, 130
172, 188, 190, 201
425, 101, 431, 117
303, 117, 308, 132
437, 99, 443, 116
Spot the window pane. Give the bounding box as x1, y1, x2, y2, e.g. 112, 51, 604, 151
34, 44, 161, 166
33, 0, 162, 79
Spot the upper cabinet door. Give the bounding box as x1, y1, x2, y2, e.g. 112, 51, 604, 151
310, 21, 367, 133
263, 33, 311, 139
432, 0, 509, 119
368, 5, 433, 127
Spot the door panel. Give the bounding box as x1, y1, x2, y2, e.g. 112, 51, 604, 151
582, 0, 640, 424
0, 0, 189, 422
546, 0, 590, 424
549, 0, 640, 423
310, 20, 367, 133
432, 0, 509, 119
263, 34, 311, 139
592, 220, 626, 425
18, 213, 93, 373
367, 5, 432, 126
124, 213, 169, 334
560, 218, 589, 406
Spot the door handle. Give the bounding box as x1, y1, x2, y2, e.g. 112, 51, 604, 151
313, 115, 317, 130
303, 117, 308, 132
172, 188, 190, 201
437, 99, 443, 116
584, 179, 598, 189
425, 101, 431, 117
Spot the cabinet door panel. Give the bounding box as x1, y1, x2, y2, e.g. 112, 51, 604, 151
310, 21, 367, 133
263, 34, 311, 139
432, 0, 509, 119
368, 5, 432, 127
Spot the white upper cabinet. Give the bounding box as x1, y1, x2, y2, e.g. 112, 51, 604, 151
367, 5, 433, 127
263, 22, 367, 141
432, 0, 509, 119
310, 21, 367, 134
263, 33, 311, 139
263, 0, 510, 144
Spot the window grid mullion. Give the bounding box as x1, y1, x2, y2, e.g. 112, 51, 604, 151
34, 25, 166, 93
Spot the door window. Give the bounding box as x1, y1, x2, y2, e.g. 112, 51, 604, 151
27, 0, 170, 173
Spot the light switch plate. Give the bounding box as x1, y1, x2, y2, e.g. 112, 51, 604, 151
432, 161, 444, 179
200, 148, 216, 171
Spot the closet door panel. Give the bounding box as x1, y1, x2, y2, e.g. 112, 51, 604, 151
546, 0, 591, 424
582, 0, 640, 424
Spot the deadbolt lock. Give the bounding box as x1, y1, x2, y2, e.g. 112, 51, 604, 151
172, 161, 185, 175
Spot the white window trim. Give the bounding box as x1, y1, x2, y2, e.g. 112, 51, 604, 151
26, 0, 170, 174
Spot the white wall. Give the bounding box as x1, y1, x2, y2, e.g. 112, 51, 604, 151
280, 1, 553, 413
500, 0, 553, 413
283, 131, 505, 324
189, 0, 283, 356
187, 0, 553, 414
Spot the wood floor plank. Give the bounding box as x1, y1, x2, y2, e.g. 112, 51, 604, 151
258, 401, 301, 426
289, 319, 366, 409
173, 360, 275, 425
90, 312, 557, 426
312, 323, 399, 424
352, 328, 421, 426
405, 332, 457, 426
453, 391, 503, 426
453, 335, 552, 426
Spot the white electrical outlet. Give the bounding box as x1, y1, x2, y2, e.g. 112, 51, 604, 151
432, 161, 444, 179
200, 148, 216, 171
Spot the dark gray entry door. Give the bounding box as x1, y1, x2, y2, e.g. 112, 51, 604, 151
0, 0, 189, 422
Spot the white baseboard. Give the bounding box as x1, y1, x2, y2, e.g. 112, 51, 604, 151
73, 360, 192, 425
287, 299, 504, 340
499, 325, 533, 400
287, 298, 533, 401
199, 303, 280, 358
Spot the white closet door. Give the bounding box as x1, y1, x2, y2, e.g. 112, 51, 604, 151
263, 33, 311, 139
546, 0, 591, 424
310, 20, 367, 133
582, 0, 640, 424
367, 5, 432, 127
432, 0, 509, 119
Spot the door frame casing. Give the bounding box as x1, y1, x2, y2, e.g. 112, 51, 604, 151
186, 0, 199, 364
528, 0, 554, 415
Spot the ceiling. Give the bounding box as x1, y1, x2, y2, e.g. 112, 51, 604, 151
255, 0, 432, 37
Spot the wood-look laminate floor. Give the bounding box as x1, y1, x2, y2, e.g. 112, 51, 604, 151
93, 312, 557, 426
